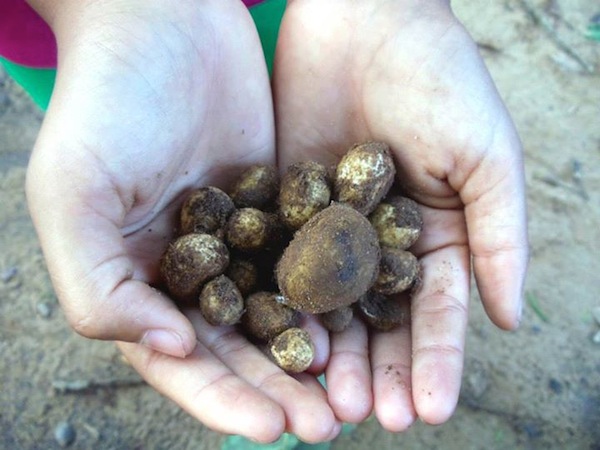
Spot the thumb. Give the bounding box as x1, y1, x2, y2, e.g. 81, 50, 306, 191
459, 127, 529, 330
26, 142, 196, 358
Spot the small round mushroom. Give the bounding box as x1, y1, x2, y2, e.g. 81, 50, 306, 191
356, 290, 409, 331
334, 141, 396, 215
225, 208, 270, 252
229, 165, 279, 209
319, 305, 354, 333
160, 233, 229, 302
279, 161, 331, 230
225, 257, 259, 296
242, 291, 301, 341
180, 187, 235, 236
269, 328, 315, 373
199, 275, 244, 326
369, 196, 423, 249
372, 248, 419, 295
263, 212, 289, 250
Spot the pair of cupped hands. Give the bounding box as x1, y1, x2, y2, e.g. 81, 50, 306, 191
25, 0, 528, 444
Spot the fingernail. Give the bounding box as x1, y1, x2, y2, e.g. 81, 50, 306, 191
140, 329, 188, 358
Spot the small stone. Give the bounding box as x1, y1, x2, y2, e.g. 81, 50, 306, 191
54, 421, 76, 447
464, 359, 489, 400
520, 422, 543, 440
592, 306, 600, 326
530, 325, 542, 335
1, 266, 18, 283
548, 378, 563, 394
592, 330, 600, 344
36, 302, 52, 318
0, 91, 9, 111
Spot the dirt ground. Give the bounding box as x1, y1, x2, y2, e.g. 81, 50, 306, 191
1, 1, 599, 449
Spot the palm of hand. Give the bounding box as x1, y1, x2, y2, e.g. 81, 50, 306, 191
29, 1, 274, 307
274, 0, 527, 429
69, 5, 276, 277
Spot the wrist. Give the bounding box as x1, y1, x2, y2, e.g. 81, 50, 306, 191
25, 0, 192, 44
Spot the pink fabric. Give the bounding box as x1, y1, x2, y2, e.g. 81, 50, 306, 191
0, 0, 57, 67
0, 0, 265, 68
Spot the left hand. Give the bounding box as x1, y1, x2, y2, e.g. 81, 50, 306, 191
273, 0, 528, 430
25, 0, 338, 442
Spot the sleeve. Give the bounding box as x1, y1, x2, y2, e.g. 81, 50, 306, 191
0, 0, 57, 68
0, 0, 269, 69
242, 0, 268, 6
0, 0, 278, 110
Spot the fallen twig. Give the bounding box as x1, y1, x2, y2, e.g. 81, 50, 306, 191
526, 291, 550, 324
532, 157, 589, 201
517, 0, 595, 73
52, 377, 145, 393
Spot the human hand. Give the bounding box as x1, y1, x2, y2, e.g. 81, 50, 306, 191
273, 0, 528, 430
26, 0, 338, 442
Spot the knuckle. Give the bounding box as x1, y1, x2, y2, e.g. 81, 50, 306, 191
69, 313, 99, 339
413, 342, 464, 359
64, 302, 105, 340
415, 293, 468, 317
206, 331, 252, 361
57, 256, 134, 341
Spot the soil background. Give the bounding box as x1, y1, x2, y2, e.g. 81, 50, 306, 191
1, 1, 599, 449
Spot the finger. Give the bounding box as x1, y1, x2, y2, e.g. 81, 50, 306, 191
460, 140, 529, 330
191, 311, 339, 443
29, 199, 195, 357
117, 340, 286, 443
325, 317, 373, 424
293, 372, 330, 403
300, 313, 330, 375
369, 301, 416, 432
410, 244, 470, 425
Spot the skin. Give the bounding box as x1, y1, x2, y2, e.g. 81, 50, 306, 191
25, 0, 528, 443
26, 0, 336, 443
275, 0, 528, 429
